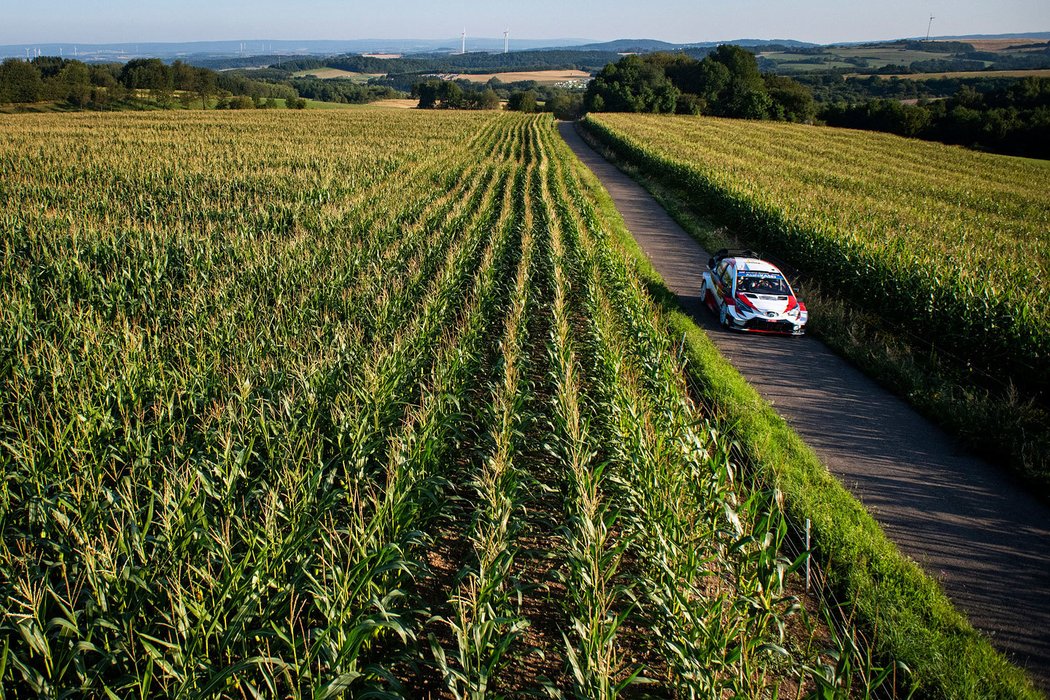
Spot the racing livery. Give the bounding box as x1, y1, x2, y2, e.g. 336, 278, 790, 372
702, 249, 807, 335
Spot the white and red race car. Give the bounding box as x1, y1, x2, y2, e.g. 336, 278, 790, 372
702, 250, 808, 335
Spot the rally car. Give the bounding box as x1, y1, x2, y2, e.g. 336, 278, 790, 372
701, 250, 807, 335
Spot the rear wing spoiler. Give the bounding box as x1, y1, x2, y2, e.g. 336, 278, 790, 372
707, 248, 759, 270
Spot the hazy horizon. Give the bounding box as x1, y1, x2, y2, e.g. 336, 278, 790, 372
5, 0, 1049, 47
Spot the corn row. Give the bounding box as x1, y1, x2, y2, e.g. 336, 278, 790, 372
432, 127, 537, 698
550, 127, 801, 696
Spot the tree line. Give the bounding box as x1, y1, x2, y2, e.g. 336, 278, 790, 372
584, 46, 816, 121
822, 77, 1050, 159
327, 49, 620, 76
795, 72, 1041, 104
196, 49, 621, 75
584, 46, 1049, 159
0, 57, 300, 109
411, 78, 585, 120
290, 77, 400, 104
411, 80, 501, 110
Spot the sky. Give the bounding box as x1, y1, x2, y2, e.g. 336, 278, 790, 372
4, 0, 1049, 46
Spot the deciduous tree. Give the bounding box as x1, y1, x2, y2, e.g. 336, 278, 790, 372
0, 59, 43, 103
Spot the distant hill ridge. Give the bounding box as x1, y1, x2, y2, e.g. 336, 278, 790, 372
571, 38, 818, 52
1, 32, 1045, 61
919, 31, 1050, 40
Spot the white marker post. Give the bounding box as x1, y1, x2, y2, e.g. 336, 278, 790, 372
805, 518, 811, 595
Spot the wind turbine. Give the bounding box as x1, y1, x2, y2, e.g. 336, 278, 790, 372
925, 14, 935, 43
504, 29, 509, 54
461, 29, 466, 54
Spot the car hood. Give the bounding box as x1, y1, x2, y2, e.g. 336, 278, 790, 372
740, 294, 792, 314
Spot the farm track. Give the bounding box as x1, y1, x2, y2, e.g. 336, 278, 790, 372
558, 120, 1050, 690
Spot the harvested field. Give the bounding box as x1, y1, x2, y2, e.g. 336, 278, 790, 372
292, 67, 383, 81
454, 69, 591, 84
954, 38, 1050, 51
366, 98, 419, 109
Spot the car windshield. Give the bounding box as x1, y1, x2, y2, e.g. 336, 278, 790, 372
736, 271, 790, 295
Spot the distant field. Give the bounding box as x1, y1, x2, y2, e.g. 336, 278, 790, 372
864, 68, 1050, 80
0, 101, 74, 114
760, 45, 1000, 73
299, 98, 360, 109
771, 61, 856, 72
292, 68, 383, 82
957, 38, 1049, 51
760, 51, 809, 59
763, 40, 1050, 75
365, 98, 419, 109
829, 46, 952, 67
263, 97, 358, 109
455, 69, 591, 84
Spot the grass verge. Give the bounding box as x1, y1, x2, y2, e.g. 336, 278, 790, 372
576, 117, 1050, 501
566, 123, 1042, 700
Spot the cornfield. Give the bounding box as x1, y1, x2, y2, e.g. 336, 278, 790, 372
2, 110, 873, 696
582, 114, 1050, 396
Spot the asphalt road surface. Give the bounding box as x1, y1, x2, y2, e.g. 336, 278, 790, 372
559, 121, 1050, 690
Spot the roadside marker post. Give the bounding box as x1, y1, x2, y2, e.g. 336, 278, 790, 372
805, 518, 811, 595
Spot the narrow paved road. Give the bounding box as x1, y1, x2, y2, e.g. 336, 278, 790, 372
559, 121, 1050, 689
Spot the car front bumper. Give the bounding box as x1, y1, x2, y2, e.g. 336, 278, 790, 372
726, 312, 805, 335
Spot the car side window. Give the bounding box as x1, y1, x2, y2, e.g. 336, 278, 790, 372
719, 262, 732, 290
